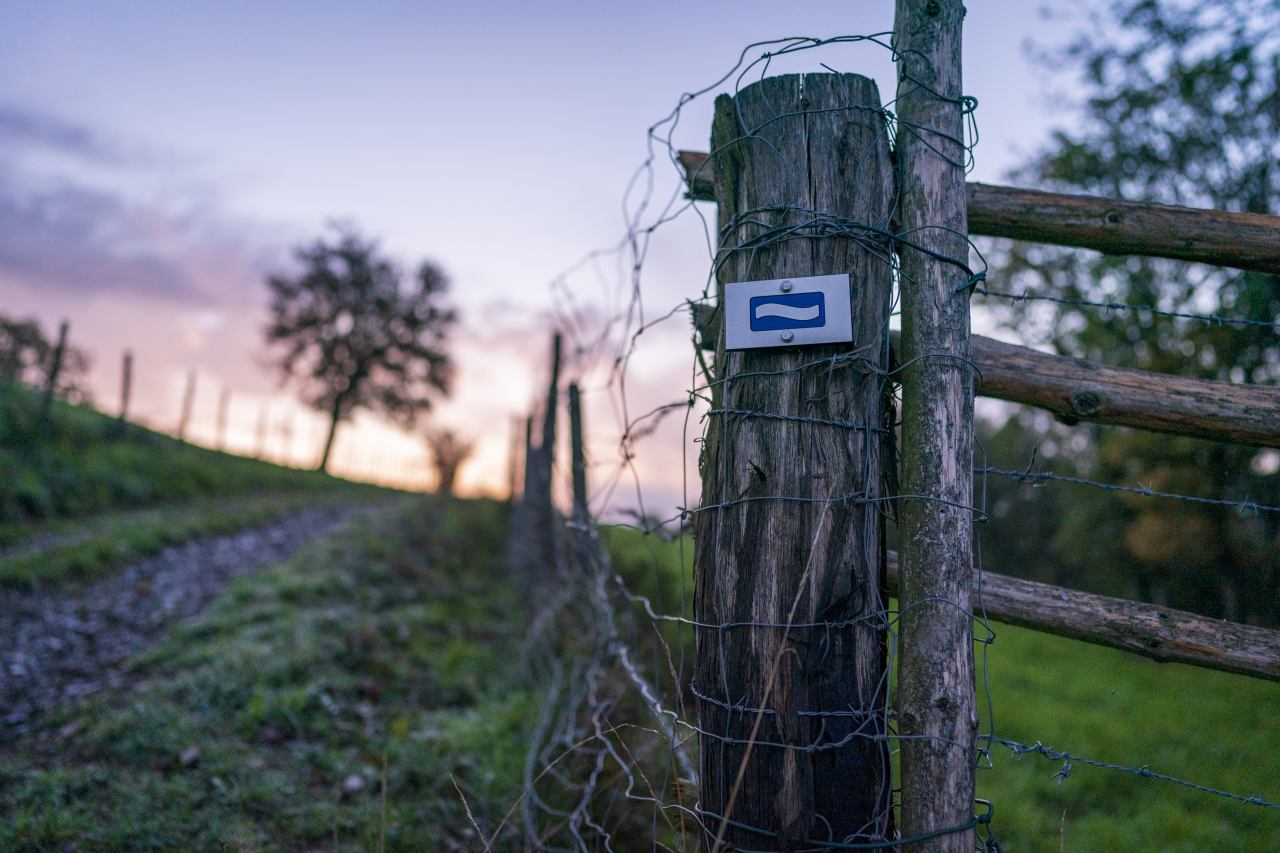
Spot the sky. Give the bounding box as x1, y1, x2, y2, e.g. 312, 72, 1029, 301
0, 1, 1086, 509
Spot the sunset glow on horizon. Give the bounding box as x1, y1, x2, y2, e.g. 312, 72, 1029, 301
1, 1, 1074, 511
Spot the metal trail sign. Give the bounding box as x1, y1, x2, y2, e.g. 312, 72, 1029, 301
723, 273, 853, 350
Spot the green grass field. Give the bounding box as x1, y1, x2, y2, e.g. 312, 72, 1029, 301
1, 497, 528, 851
2, 499, 1275, 849
0, 383, 356, 530
605, 526, 1280, 851
0, 383, 388, 587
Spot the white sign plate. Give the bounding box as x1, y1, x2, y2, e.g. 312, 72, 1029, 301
723, 273, 853, 351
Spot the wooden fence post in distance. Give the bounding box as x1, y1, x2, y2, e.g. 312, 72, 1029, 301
216, 387, 231, 450
567, 383, 588, 523
177, 369, 197, 443
507, 334, 561, 581
40, 319, 69, 420
117, 350, 133, 428
693, 73, 894, 845
893, 0, 979, 849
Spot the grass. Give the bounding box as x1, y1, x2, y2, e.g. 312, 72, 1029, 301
3, 501, 1274, 849
0, 496, 533, 850
0, 382, 391, 587
0, 383, 360, 528
0, 491, 374, 588
604, 526, 1280, 851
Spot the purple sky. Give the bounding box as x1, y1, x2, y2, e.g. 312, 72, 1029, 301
0, 1, 1085, 505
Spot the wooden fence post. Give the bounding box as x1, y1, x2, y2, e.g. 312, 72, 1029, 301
508, 335, 562, 579
216, 387, 231, 450
567, 383, 588, 523
506, 415, 523, 503
255, 402, 269, 459
529, 333, 562, 570
893, 1, 978, 849
177, 369, 197, 443
521, 415, 533, 498
118, 350, 133, 426
693, 73, 894, 845
39, 319, 69, 420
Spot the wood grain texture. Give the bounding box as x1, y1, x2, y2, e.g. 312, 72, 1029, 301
893, 1, 978, 849
883, 552, 1280, 682
969, 335, 1280, 447
967, 182, 1280, 273
693, 73, 894, 847
679, 153, 1280, 275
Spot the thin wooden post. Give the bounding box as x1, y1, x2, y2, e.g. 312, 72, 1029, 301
893, 1, 978, 848
528, 334, 562, 571
118, 350, 133, 425
255, 402, 269, 459
507, 417, 519, 502
522, 415, 534, 499
694, 73, 894, 845
506, 334, 561, 585
215, 387, 231, 450
39, 320, 69, 419
177, 369, 197, 443
279, 411, 294, 462
567, 383, 588, 523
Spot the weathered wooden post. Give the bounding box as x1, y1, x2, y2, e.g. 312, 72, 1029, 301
215, 386, 231, 450
693, 73, 894, 846
279, 411, 295, 463
255, 402, 269, 459
528, 333, 561, 571
177, 369, 197, 442
521, 415, 533, 498
894, 0, 978, 848
506, 415, 523, 503
118, 350, 133, 425
507, 335, 561, 580
39, 319, 69, 420
567, 383, 588, 523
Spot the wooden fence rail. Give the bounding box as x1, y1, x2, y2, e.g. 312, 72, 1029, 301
692, 306, 1280, 447
884, 551, 1280, 683
678, 151, 1280, 274
964, 334, 1280, 447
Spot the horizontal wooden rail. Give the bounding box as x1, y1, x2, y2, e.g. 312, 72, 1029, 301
885, 551, 1280, 683
677, 150, 1280, 273
690, 304, 1280, 447
968, 334, 1280, 448
969, 183, 1280, 274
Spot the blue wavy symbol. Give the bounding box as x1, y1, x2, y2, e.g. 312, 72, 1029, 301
749, 292, 826, 331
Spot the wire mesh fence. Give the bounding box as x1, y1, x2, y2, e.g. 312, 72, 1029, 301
502, 27, 1278, 853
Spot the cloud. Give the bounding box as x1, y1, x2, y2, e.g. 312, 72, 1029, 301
0, 102, 127, 163
0, 178, 205, 298
0, 104, 282, 305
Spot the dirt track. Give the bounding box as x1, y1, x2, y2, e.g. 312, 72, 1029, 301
0, 503, 370, 739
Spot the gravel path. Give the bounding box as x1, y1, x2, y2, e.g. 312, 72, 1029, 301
0, 503, 373, 738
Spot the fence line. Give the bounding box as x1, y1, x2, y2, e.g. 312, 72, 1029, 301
501, 18, 1280, 852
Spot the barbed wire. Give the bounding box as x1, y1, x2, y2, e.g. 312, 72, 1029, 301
974, 285, 1280, 330
980, 463, 1280, 515
504, 25, 1280, 853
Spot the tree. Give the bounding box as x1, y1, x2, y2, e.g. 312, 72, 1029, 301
986, 0, 1280, 624
425, 427, 474, 495
0, 314, 91, 404
265, 228, 457, 472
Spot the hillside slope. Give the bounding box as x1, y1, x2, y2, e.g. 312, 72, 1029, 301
0, 384, 356, 528
0, 384, 389, 586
